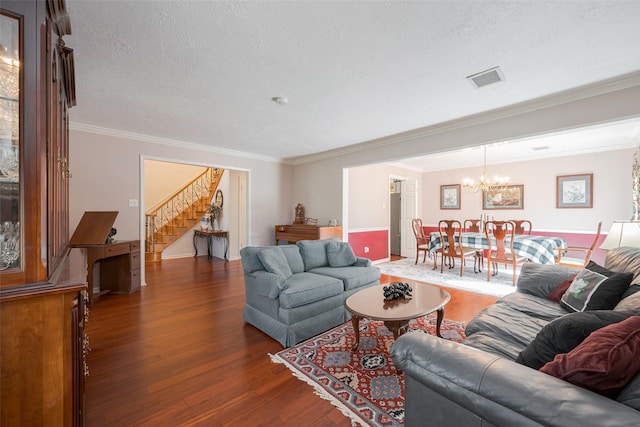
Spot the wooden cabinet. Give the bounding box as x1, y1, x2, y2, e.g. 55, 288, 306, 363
0, 1, 84, 425
275, 224, 343, 244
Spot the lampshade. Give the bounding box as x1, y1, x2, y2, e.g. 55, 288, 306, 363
599, 221, 640, 250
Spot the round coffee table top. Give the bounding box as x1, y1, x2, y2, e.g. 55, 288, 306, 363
344, 282, 450, 322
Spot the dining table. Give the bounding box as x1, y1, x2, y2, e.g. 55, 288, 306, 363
428, 231, 567, 267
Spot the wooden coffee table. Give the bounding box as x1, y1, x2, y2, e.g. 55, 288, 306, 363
344, 283, 451, 350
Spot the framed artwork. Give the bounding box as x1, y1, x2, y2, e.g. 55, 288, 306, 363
557, 173, 593, 208
440, 184, 460, 209
483, 184, 524, 210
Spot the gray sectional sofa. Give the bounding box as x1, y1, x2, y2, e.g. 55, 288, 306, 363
391, 246, 640, 427
240, 238, 380, 347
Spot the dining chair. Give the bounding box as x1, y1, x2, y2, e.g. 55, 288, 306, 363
511, 219, 533, 235
438, 220, 478, 276
463, 219, 484, 272
554, 221, 602, 268
411, 218, 430, 265
484, 220, 528, 286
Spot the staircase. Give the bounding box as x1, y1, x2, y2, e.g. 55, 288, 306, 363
145, 167, 223, 262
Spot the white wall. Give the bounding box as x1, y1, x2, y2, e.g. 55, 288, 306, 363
293, 82, 640, 233
144, 161, 208, 211
420, 149, 632, 231
69, 129, 293, 254
348, 163, 422, 229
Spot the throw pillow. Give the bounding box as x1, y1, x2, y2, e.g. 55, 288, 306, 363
327, 241, 357, 267
546, 274, 577, 302
559, 262, 633, 312
540, 316, 640, 397
257, 247, 293, 278
515, 310, 631, 370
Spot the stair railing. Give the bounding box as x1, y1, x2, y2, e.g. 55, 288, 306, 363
145, 167, 222, 253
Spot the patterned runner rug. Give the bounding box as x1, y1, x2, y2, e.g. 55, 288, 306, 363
271, 315, 466, 426
377, 257, 519, 297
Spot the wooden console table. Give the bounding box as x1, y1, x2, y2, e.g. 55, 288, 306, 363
275, 224, 342, 244
193, 230, 229, 261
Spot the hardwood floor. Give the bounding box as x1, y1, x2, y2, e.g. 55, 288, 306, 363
85, 256, 497, 426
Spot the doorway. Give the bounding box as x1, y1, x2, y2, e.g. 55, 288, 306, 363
140, 158, 249, 287
389, 179, 402, 256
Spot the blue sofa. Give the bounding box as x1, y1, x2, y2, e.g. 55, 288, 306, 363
240, 238, 380, 347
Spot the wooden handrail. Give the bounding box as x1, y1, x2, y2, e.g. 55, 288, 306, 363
145, 168, 223, 254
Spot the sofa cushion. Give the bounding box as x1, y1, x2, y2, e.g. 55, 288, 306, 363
240, 246, 269, 273
560, 262, 633, 312
516, 262, 578, 298
462, 331, 528, 360
546, 274, 577, 302
465, 295, 556, 354
615, 290, 640, 312
540, 316, 640, 397
258, 247, 293, 278
278, 272, 344, 309
495, 292, 568, 322
516, 310, 632, 370
308, 265, 380, 291
604, 245, 640, 286
280, 245, 305, 274
297, 238, 340, 270
326, 241, 357, 267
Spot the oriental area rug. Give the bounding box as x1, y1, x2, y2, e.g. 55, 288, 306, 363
270, 315, 466, 427
377, 257, 518, 297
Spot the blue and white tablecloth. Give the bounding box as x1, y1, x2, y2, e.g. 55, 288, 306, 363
428, 232, 567, 265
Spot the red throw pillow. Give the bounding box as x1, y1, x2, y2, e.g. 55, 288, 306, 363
540, 316, 640, 397
546, 275, 577, 302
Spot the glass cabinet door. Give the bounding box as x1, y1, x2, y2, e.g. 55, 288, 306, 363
0, 11, 21, 271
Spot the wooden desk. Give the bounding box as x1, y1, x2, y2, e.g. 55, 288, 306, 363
193, 230, 229, 261
275, 224, 342, 244
76, 240, 141, 305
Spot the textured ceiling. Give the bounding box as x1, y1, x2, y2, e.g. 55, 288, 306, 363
65, 1, 640, 162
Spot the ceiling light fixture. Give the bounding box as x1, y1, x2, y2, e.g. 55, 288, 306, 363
462, 145, 510, 193
271, 96, 288, 105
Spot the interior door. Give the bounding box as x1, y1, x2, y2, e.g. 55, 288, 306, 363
401, 180, 417, 258
390, 193, 401, 255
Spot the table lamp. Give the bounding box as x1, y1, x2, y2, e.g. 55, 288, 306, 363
599, 221, 640, 250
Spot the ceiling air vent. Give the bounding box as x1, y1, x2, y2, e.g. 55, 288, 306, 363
467, 66, 505, 88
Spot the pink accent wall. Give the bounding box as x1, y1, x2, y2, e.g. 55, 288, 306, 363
349, 230, 388, 261
349, 226, 605, 265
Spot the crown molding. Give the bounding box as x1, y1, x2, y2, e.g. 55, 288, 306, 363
287, 70, 640, 166
68, 122, 285, 164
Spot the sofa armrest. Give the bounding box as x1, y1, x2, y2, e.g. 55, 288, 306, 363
244, 270, 287, 299
391, 332, 640, 427
516, 262, 579, 298
353, 257, 372, 267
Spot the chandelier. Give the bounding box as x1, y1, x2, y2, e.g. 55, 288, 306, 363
462, 145, 510, 193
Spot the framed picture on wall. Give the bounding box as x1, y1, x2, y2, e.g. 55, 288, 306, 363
556, 173, 593, 208
483, 184, 524, 209
440, 184, 461, 209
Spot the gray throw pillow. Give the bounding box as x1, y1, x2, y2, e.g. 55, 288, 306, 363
257, 247, 293, 278
327, 241, 357, 267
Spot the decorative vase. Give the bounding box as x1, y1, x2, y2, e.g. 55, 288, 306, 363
200, 217, 209, 230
